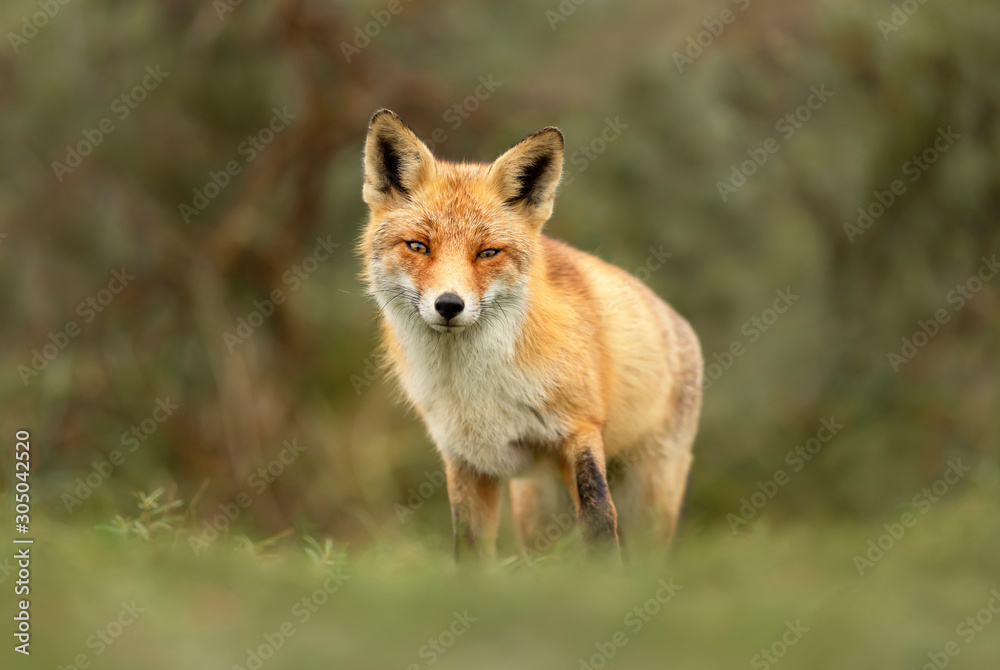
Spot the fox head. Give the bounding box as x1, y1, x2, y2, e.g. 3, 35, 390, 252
360, 109, 564, 334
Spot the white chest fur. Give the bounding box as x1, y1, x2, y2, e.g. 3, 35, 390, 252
390, 315, 562, 478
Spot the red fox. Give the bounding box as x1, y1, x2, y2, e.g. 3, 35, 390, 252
360, 109, 703, 559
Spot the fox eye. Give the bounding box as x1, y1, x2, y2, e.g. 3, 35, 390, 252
406, 241, 428, 254
478, 249, 500, 259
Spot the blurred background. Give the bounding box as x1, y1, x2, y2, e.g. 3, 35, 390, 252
1, 0, 999, 668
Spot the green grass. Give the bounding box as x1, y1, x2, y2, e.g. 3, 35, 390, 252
4, 487, 999, 670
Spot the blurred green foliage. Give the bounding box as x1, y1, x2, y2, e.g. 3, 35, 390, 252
1, 0, 998, 548
3, 485, 1000, 669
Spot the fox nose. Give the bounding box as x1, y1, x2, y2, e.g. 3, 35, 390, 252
434, 293, 465, 320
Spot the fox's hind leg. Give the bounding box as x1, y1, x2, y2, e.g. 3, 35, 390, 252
621, 313, 704, 547
617, 436, 695, 546
510, 462, 573, 560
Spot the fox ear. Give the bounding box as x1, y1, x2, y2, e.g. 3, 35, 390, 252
490, 127, 564, 224
363, 109, 435, 207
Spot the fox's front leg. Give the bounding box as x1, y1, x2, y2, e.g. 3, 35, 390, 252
561, 426, 620, 555
444, 458, 501, 561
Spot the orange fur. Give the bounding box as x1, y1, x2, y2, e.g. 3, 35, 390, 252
359, 110, 703, 559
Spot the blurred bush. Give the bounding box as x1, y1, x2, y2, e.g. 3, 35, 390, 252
1, 0, 998, 542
